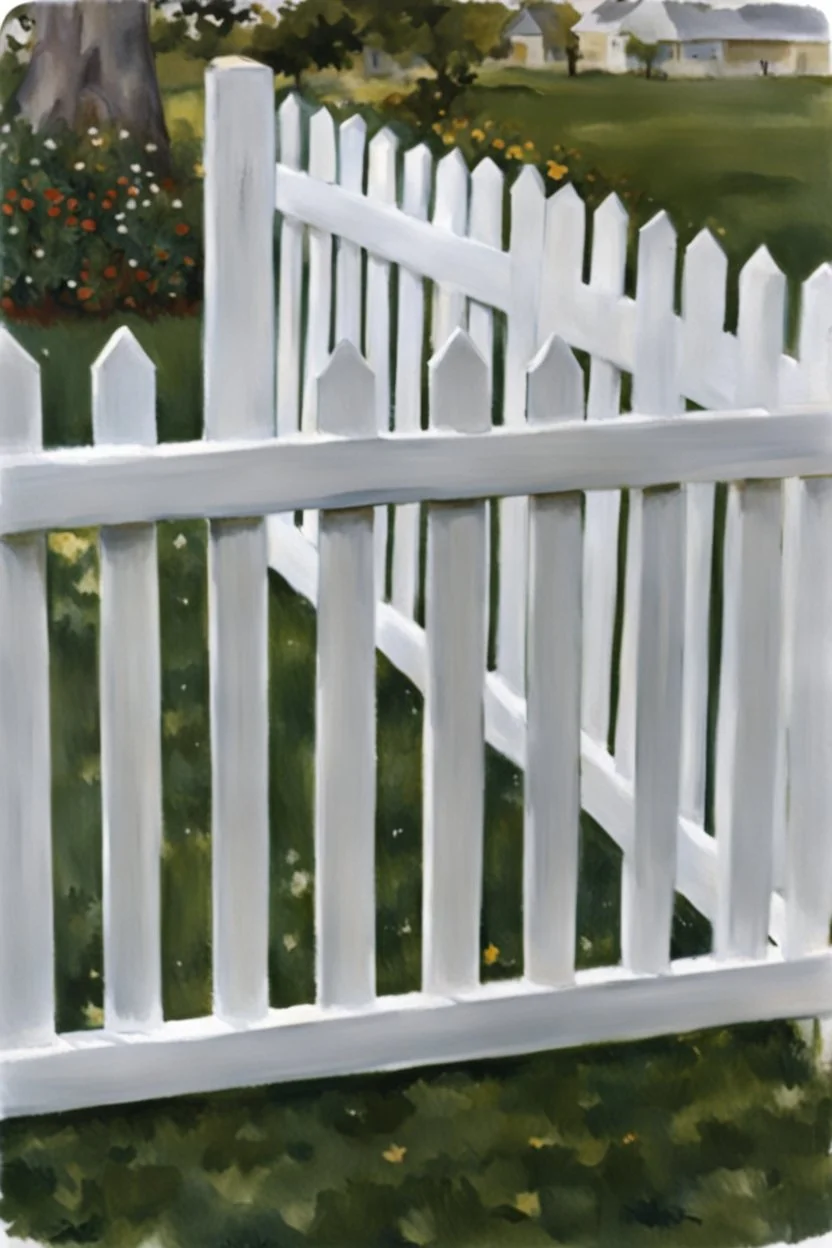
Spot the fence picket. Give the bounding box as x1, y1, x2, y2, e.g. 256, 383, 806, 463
391, 144, 432, 620
204, 57, 274, 1024
366, 127, 398, 597
581, 193, 626, 748
715, 247, 785, 960
0, 328, 53, 1049
335, 114, 366, 346
423, 330, 489, 995
525, 336, 583, 986
468, 157, 503, 382
301, 106, 337, 545
315, 343, 377, 1006
498, 166, 546, 696
93, 329, 162, 1033
276, 94, 303, 440
616, 211, 682, 783
678, 230, 725, 824
431, 147, 469, 352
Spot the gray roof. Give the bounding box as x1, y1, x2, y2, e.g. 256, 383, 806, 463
575, 0, 828, 42
507, 9, 545, 36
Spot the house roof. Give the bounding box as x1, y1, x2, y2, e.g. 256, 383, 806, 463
574, 0, 828, 42
507, 9, 545, 36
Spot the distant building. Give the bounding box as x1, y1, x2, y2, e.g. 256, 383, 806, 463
575, 1, 830, 75
506, 8, 548, 65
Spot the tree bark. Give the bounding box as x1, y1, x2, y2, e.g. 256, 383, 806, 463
14, 1, 168, 152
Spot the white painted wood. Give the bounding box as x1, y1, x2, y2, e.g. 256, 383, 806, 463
0, 328, 53, 1050
315, 343, 377, 1007
616, 211, 681, 783
498, 166, 547, 695
391, 143, 431, 619
267, 514, 790, 944
4, 948, 831, 1120
678, 230, 725, 824
581, 194, 627, 748
93, 329, 162, 1033
785, 475, 832, 957
525, 337, 583, 985
276, 94, 303, 439
431, 148, 469, 350
468, 157, 503, 381
423, 330, 489, 996
335, 114, 366, 346
537, 182, 585, 340
366, 127, 398, 597
301, 107, 337, 544
277, 164, 509, 312
11, 404, 832, 535
715, 247, 785, 962
622, 484, 686, 974
204, 57, 274, 1025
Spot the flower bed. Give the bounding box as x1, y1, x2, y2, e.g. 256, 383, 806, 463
0, 119, 203, 320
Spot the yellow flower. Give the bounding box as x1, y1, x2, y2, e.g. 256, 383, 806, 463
471, 128, 486, 141
492, 137, 505, 149
524, 140, 535, 150
442, 133, 455, 145
484, 119, 494, 129
622, 1132, 637, 1145
432, 122, 443, 133
506, 144, 524, 160
547, 160, 569, 181
49, 530, 92, 563
528, 1135, 554, 1149
193, 162, 205, 177
717, 226, 727, 236
515, 1192, 541, 1218
453, 117, 468, 130
383, 1143, 407, 1164
483, 943, 500, 966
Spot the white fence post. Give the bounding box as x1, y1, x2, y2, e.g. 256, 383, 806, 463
276, 93, 303, 440
315, 343, 377, 1008
335, 113, 367, 347
431, 148, 469, 351
715, 247, 785, 961
423, 331, 489, 996
93, 329, 163, 1033
524, 336, 583, 987
391, 143, 432, 620
498, 165, 546, 696
0, 328, 53, 1049
204, 56, 275, 1024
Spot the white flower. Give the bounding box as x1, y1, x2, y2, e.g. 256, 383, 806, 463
169, 291, 176, 298
173, 533, 187, 550
128, 259, 138, 268
142, 199, 150, 207
87, 126, 98, 136
24, 275, 32, 284
91, 137, 103, 148
145, 169, 154, 177
67, 280, 77, 288
150, 183, 159, 194
126, 200, 136, 210
74, 161, 85, 170
0, 144, 6, 154
145, 142, 158, 152
283, 933, 298, 952
8, 226, 17, 236
290, 869, 311, 898
43, 138, 57, 151
33, 247, 44, 258
115, 212, 125, 221
29, 157, 40, 167
130, 163, 141, 173
119, 128, 130, 140
117, 225, 128, 234
41, 347, 49, 357
286, 848, 299, 865
172, 199, 183, 209
1, 124, 9, 134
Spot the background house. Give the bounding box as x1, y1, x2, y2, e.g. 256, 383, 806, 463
505, 8, 549, 64
575, 0, 830, 74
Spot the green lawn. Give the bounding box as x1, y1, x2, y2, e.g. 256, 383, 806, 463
3, 59, 832, 1248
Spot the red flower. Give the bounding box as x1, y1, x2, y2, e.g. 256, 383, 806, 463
47, 206, 61, 218
136, 269, 150, 282
20, 198, 35, 212
1, 204, 12, 217
162, 178, 175, 191
80, 219, 96, 232
117, 176, 129, 187
65, 216, 79, 227
106, 189, 117, 198
174, 222, 190, 236
67, 198, 79, 210
43, 188, 64, 203
77, 287, 94, 301
101, 200, 113, 210
87, 192, 96, 201
4, 189, 17, 202
103, 266, 118, 279
183, 255, 195, 266
124, 296, 137, 308
155, 248, 169, 261
1, 296, 14, 311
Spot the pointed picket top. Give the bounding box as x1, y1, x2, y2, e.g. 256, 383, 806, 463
92, 327, 156, 447
549, 180, 582, 212
798, 263, 832, 402
511, 160, 545, 205
541, 180, 585, 302
0, 324, 41, 451
338, 113, 367, 190
278, 93, 302, 168
339, 111, 367, 148
683, 229, 727, 312
638, 207, 677, 255
368, 126, 398, 200
429, 328, 490, 434
635, 210, 677, 311
590, 193, 628, 288
527, 334, 584, 427
737, 245, 786, 404
471, 155, 503, 193
739, 243, 786, 304
402, 143, 432, 215
546, 182, 585, 243
685, 226, 725, 266
308, 106, 337, 181
317, 340, 376, 437
369, 125, 398, 166
433, 146, 469, 233
470, 156, 503, 247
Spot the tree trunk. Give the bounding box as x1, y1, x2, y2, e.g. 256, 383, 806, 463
566, 47, 578, 77
14, 1, 168, 152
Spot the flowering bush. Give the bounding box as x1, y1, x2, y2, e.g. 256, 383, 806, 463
0, 119, 203, 319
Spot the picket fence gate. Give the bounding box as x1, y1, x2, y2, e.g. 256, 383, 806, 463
2, 56, 832, 1120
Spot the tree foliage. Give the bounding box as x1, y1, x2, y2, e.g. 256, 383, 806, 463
626, 33, 661, 77
245, 0, 364, 86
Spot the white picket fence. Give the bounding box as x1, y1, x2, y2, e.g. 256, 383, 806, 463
1, 56, 832, 1121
